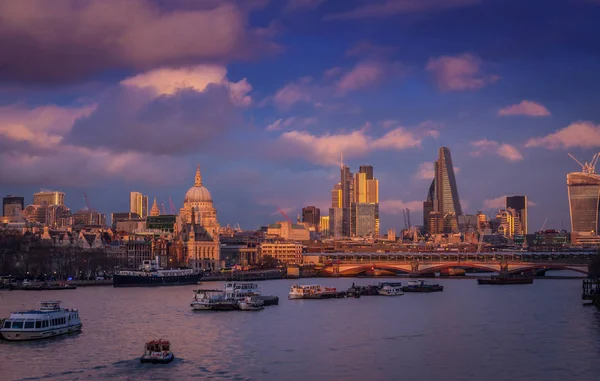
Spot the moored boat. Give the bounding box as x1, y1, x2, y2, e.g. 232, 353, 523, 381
140, 339, 174, 364
22, 283, 76, 291
0, 301, 82, 341
402, 280, 444, 293
113, 258, 201, 288
478, 275, 534, 285
222, 282, 279, 306
190, 290, 237, 311
377, 282, 404, 296
238, 296, 265, 311
288, 284, 343, 299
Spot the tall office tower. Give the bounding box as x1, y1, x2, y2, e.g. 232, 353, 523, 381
496, 208, 521, 238
302, 206, 321, 228
130, 191, 149, 218
423, 180, 435, 233
506, 196, 528, 234
434, 147, 462, 233
329, 207, 344, 238
359, 165, 374, 180
331, 183, 342, 208
33, 191, 65, 206
3, 195, 24, 217
567, 153, 600, 236
340, 163, 353, 236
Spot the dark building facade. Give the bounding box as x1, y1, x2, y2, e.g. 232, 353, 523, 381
359, 165, 374, 180
147, 215, 177, 232
506, 195, 528, 234
3, 195, 24, 217
302, 206, 321, 228
111, 212, 141, 230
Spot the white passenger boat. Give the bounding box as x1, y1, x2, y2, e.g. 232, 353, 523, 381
377, 282, 404, 296
238, 296, 265, 311
288, 284, 339, 299
140, 339, 174, 364
190, 290, 237, 311
0, 301, 82, 341
223, 282, 260, 301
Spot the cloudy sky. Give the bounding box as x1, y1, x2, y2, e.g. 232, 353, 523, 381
1, 0, 599, 231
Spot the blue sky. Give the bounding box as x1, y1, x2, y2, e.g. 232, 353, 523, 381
1, 0, 599, 232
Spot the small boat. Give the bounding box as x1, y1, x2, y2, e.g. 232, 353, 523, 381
0, 301, 82, 341
478, 275, 534, 285
113, 258, 201, 288
190, 290, 237, 311
238, 296, 264, 311
289, 285, 342, 299
140, 339, 174, 364
377, 282, 404, 296
402, 280, 444, 293
22, 283, 76, 291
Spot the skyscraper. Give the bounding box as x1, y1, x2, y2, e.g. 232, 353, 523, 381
423, 147, 462, 234
340, 163, 352, 236
567, 153, 600, 236
506, 196, 527, 234
359, 165, 374, 180
350, 164, 380, 237
130, 192, 149, 218
423, 180, 435, 232
302, 206, 321, 228
331, 183, 342, 208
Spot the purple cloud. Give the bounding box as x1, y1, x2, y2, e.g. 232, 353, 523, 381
325, 0, 481, 20
0, 0, 275, 83
498, 100, 551, 117
426, 53, 499, 92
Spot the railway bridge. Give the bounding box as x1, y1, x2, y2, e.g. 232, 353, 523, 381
316, 252, 592, 276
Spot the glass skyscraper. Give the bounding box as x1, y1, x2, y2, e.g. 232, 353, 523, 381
567, 172, 600, 235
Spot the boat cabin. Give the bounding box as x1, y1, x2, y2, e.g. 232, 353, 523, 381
2, 301, 79, 331
145, 340, 170, 353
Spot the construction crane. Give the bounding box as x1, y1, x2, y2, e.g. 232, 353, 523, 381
540, 217, 548, 232
568, 152, 600, 174
169, 196, 177, 215
406, 208, 412, 228
82, 192, 95, 212
402, 209, 407, 229
160, 202, 167, 215
277, 207, 293, 224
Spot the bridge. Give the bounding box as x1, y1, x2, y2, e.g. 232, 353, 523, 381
315, 252, 593, 276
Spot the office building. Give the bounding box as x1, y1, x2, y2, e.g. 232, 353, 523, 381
320, 216, 330, 237
302, 206, 320, 228
111, 212, 142, 230
423, 147, 462, 234
329, 207, 344, 238
130, 192, 149, 219
3, 195, 24, 218
353, 203, 378, 237
495, 208, 522, 238
33, 191, 64, 206
147, 215, 177, 232
567, 154, 600, 237
331, 183, 342, 208
506, 196, 528, 234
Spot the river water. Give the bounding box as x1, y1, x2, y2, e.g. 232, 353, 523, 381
2, 276, 600, 381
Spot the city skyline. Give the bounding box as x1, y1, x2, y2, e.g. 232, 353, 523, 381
0, 1, 599, 231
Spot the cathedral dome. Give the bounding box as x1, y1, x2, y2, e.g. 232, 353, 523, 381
184, 165, 212, 203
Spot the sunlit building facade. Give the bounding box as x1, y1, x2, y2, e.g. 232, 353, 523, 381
567, 172, 600, 235
33, 191, 65, 206
129, 191, 149, 219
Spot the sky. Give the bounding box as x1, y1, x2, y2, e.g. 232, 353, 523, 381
1, 0, 599, 232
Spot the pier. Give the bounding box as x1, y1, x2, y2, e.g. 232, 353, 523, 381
583, 279, 600, 306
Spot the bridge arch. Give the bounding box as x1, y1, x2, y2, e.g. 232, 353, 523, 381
506, 264, 588, 275
418, 262, 501, 274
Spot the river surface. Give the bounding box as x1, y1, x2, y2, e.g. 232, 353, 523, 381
2, 276, 600, 381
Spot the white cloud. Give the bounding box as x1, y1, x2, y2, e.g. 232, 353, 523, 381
415, 162, 435, 180
498, 100, 550, 117
525, 121, 600, 149
471, 139, 523, 162
121, 65, 252, 106
380, 199, 424, 214
426, 53, 499, 92
278, 124, 436, 165
483, 195, 506, 210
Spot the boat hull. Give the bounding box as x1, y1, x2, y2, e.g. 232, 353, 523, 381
190, 302, 237, 311
140, 353, 174, 364
0, 324, 82, 341
113, 273, 201, 287
402, 286, 444, 293
21, 286, 77, 291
